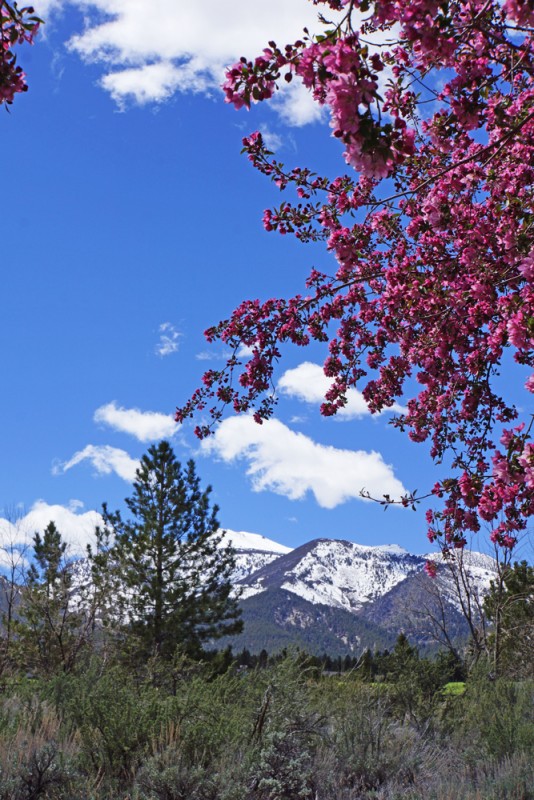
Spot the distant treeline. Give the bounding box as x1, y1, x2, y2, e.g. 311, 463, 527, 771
232, 633, 466, 683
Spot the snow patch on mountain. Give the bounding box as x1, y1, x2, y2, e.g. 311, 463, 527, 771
372, 544, 409, 556
278, 539, 423, 611
220, 529, 292, 555
424, 549, 497, 613
232, 553, 283, 584
220, 528, 293, 584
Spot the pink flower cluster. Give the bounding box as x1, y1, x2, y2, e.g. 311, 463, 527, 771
223, 31, 416, 179
0, 2, 40, 105
178, 0, 534, 556
424, 560, 438, 579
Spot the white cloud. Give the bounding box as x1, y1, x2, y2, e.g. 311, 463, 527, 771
101, 62, 190, 107
196, 344, 256, 362
278, 362, 406, 418
237, 344, 255, 358
202, 415, 406, 509
94, 401, 177, 442
196, 348, 232, 362
260, 126, 283, 152
53, 444, 139, 482
39, 0, 340, 124
0, 500, 103, 559
33, 0, 62, 14
156, 322, 181, 357
272, 80, 326, 127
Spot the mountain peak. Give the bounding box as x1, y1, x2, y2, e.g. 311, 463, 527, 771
220, 533, 498, 657
236, 536, 427, 611
219, 529, 292, 555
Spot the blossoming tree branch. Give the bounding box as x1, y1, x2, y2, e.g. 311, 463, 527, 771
0, 1, 40, 105
176, 0, 534, 556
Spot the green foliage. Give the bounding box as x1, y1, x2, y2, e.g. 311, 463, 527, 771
484, 560, 534, 678
246, 657, 324, 800
100, 441, 242, 661
14, 523, 95, 676
0, 643, 532, 799
49, 661, 177, 779
27, 523, 66, 592
451, 677, 534, 761
136, 749, 220, 800
315, 678, 427, 794
441, 681, 465, 696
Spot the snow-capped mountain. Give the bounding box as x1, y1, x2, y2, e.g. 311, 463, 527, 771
237, 538, 426, 612
221, 532, 497, 614
218, 529, 292, 583
64, 528, 499, 656
217, 532, 498, 655
70, 527, 497, 619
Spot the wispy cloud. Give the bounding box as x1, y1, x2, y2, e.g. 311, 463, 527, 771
195, 348, 232, 362
278, 362, 406, 419
38, 0, 339, 125
53, 445, 139, 482
0, 500, 103, 558
156, 322, 181, 357
196, 344, 256, 362
259, 126, 283, 151
202, 415, 406, 509
94, 402, 177, 442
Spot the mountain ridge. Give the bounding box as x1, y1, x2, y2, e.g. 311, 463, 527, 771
3, 528, 496, 658
217, 529, 497, 655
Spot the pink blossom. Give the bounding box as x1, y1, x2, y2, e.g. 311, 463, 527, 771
424, 560, 438, 578
518, 254, 534, 283
0, 2, 40, 106
177, 0, 534, 555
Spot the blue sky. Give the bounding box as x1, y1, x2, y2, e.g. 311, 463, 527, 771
1, 0, 523, 560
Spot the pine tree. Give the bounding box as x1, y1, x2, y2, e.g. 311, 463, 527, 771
27, 521, 67, 595
103, 441, 242, 660
16, 522, 95, 675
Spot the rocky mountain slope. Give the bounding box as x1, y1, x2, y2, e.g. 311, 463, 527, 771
219, 530, 497, 656
236, 538, 424, 610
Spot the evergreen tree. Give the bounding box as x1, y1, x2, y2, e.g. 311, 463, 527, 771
27, 521, 67, 595
102, 441, 242, 660
16, 522, 95, 675
380, 633, 418, 684
357, 648, 374, 682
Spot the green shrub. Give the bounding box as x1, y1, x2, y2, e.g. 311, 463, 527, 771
49, 663, 175, 779
452, 679, 534, 761
0, 700, 80, 800
136, 747, 219, 800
